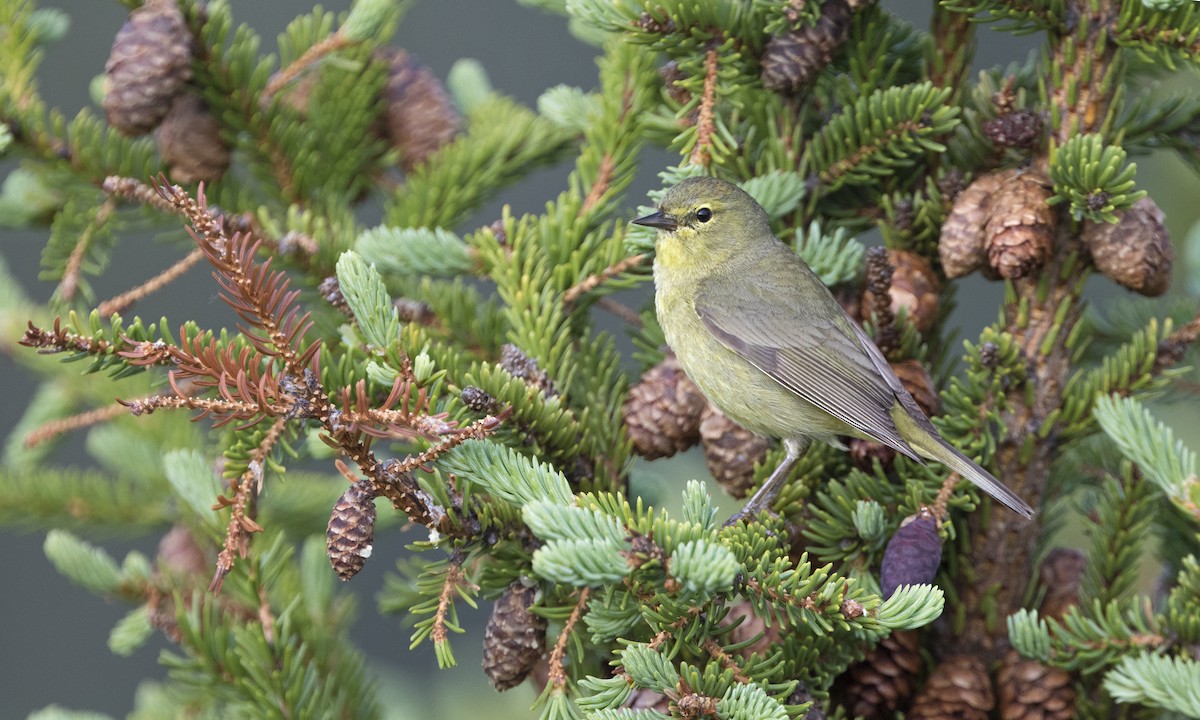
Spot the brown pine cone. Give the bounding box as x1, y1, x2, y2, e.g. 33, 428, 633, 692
983, 109, 1044, 149
1081, 197, 1173, 297
984, 170, 1055, 279
104, 0, 193, 136
1038, 547, 1086, 621
623, 355, 706, 460
862, 249, 941, 334
700, 403, 770, 498
378, 48, 461, 172
908, 655, 996, 720
996, 650, 1076, 720
939, 169, 1014, 279
157, 92, 231, 184
761, 0, 853, 94
483, 582, 547, 691
326, 481, 377, 581
831, 630, 922, 720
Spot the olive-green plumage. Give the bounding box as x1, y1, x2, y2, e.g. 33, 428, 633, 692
634, 176, 1033, 520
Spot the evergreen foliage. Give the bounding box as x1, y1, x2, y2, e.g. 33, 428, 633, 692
2, 0, 1200, 718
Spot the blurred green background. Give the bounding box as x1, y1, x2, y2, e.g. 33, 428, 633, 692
1, 1, 1198, 718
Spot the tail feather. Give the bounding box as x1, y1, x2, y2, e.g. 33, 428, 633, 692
934, 439, 1033, 518
895, 413, 1035, 518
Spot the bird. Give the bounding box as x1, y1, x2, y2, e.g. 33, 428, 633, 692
633, 176, 1034, 523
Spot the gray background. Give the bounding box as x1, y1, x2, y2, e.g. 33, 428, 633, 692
2, 1, 1197, 718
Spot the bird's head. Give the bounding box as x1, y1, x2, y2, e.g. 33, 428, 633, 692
633, 176, 772, 268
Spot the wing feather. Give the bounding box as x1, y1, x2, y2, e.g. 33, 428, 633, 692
694, 276, 921, 460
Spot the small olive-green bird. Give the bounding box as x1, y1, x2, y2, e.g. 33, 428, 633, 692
634, 176, 1034, 521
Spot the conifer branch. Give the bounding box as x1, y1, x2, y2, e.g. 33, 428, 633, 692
24, 402, 131, 448
1155, 308, 1200, 373
432, 555, 472, 648
102, 175, 175, 213
595, 296, 644, 327
58, 199, 115, 302
20, 318, 113, 357
689, 48, 720, 168
547, 587, 591, 691
96, 247, 205, 317
562, 253, 648, 306
210, 418, 284, 592
701, 637, 751, 683
261, 34, 353, 106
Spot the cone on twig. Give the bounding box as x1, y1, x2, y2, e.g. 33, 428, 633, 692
103, 0, 193, 136
1081, 197, 1173, 297
862, 249, 941, 334
377, 48, 461, 172
483, 582, 547, 691
700, 403, 770, 498
326, 481, 377, 581
983, 109, 1044, 149
760, 0, 853, 94
984, 170, 1055, 279
623, 355, 706, 460
831, 630, 922, 720
908, 655, 996, 720
940, 168, 1055, 280
157, 92, 231, 184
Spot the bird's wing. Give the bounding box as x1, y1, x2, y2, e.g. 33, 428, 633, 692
694, 273, 922, 460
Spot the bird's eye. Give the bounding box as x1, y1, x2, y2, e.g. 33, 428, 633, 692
696, 207, 713, 223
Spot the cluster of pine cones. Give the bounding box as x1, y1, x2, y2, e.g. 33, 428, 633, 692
102, 0, 459, 184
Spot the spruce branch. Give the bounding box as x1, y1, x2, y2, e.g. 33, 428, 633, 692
210, 418, 284, 592
562, 253, 648, 307
58, 198, 115, 302
547, 587, 592, 694
688, 48, 720, 168
96, 247, 205, 317
23, 401, 131, 448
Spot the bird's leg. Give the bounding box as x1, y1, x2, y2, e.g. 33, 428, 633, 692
724, 437, 809, 526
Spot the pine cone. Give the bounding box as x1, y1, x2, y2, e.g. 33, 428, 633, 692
880, 508, 941, 599
483, 582, 547, 691
908, 655, 996, 720
983, 109, 1044, 149
862, 249, 941, 334
326, 481, 377, 581
623, 355, 706, 460
500, 343, 558, 397
1081, 197, 1173, 297
984, 170, 1055, 279
996, 650, 1076, 720
378, 48, 461, 173
103, 0, 193, 136
939, 170, 1007, 278
461, 386, 501, 415
156, 92, 231, 184
700, 403, 770, 498
832, 630, 922, 720
760, 0, 852, 94
1038, 547, 1086, 621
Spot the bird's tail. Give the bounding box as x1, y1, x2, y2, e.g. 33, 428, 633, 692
898, 415, 1035, 518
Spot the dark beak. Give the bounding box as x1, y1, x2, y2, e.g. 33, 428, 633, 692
632, 210, 678, 231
